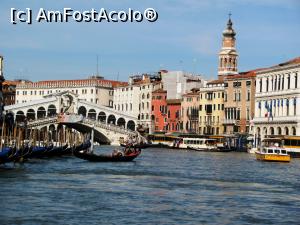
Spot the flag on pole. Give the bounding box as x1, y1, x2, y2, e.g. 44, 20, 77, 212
265, 101, 269, 118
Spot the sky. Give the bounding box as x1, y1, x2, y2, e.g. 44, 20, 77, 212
0, 0, 299, 82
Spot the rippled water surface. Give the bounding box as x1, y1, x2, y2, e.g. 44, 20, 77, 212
1, 147, 300, 225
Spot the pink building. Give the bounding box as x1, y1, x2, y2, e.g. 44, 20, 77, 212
180, 88, 200, 133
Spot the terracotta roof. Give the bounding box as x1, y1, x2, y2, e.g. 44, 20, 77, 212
16, 78, 127, 88
152, 88, 167, 94
207, 79, 224, 85
276, 57, 300, 67
3, 80, 20, 86
182, 88, 200, 96
166, 99, 181, 104
224, 69, 264, 80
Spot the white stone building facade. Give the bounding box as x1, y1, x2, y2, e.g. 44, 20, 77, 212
113, 74, 162, 133
252, 58, 300, 147
160, 70, 205, 99
15, 77, 125, 108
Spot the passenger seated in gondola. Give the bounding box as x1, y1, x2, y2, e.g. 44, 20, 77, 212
112, 149, 123, 157
124, 147, 133, 155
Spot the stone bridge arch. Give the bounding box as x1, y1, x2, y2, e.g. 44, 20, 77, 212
98, 111, 106, 122
78, 106, 87, 117
37, 106, 46, 119
107, 114, 116, 125
27, 109, 36, 121
60, 122, 111, 144
87, 109, 97, 120
117, 117, 126, 128
48, 104, 57, 117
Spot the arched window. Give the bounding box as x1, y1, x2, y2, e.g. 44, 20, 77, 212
292, 127, 296, 136
233, 58, 236, 68
48, 104, 57, 117
27, 109, 36, 121
277, 127, 282, 135
87, 109, 96, 120
285, 127, 289, 135
259, 79, 262, 92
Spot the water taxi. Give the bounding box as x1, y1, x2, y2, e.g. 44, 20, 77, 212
255, 145, 290, 162
250, 136, 300, 158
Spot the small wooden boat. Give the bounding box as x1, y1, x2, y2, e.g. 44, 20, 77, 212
255, 146, 290, 162
74, 148, 141, 162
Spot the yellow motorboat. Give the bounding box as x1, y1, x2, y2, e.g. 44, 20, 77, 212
255, 146, 290, 162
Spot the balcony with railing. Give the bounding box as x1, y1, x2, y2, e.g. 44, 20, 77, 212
223, 119, 237, 124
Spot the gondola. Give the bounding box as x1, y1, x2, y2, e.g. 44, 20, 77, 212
74, 148, 141, 162
29, 145, 52, 158
120, 143, 151, 149
73, 140, 91, 153
44, 144, 68, 157
0, 147, 13, 164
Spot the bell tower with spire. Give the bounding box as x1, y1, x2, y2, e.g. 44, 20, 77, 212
218, 13, 238, 79
0, 55, 5, 120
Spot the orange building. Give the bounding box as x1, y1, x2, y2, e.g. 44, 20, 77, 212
151, 89, 181, 133
166, 99, 181, 132
151, 89, 167, 132
2, 80, 19, 106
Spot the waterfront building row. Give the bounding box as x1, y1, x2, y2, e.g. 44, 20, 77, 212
1, 16, 300, 142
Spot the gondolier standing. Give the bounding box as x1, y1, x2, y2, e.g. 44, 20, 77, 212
0, 55, 6, 147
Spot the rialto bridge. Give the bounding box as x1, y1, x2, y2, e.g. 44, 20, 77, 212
4, 91, 140, 145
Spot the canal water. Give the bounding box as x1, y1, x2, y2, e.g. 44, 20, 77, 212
0, 146, 300, 225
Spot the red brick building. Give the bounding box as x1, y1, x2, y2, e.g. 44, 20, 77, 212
151, 88, 181, 133
151, 89, 167, 132
166, 99, 181, 132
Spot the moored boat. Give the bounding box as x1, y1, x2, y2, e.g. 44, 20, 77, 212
0, 147, 13, 164
185, 138, 222, 152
